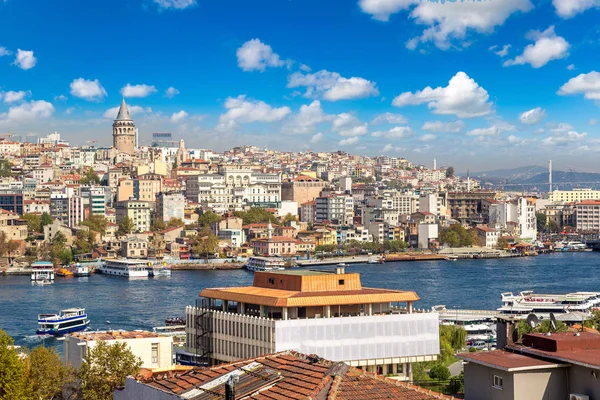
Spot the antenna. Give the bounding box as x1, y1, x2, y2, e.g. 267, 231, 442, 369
527, 313, 540, 329
549, 159, 552, 194
550, 312, 557, 331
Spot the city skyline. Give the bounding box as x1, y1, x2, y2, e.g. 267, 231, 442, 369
0, 0, 599, 170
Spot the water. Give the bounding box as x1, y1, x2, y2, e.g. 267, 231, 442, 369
1, 252, 598, 349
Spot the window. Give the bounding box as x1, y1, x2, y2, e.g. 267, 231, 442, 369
151, 343, 159, 364
339, 279, 345, 285
268, 278, 275, 285
493, 375, 503, 389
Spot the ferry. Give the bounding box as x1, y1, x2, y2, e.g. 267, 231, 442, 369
244, 256, 285, 272
152, 325, 186, 337
498, 290, 600, 319
97, 259, 149, 277
72, 263, 90, 277
31, 261, 55, 282
37, 308, 90, 336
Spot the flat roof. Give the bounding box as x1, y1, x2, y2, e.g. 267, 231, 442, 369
458, 350, 567, 372
68, 330, 163, 341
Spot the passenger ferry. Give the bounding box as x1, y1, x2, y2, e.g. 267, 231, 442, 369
244, 256, 285, 272
498, 290, 600, 319
97, 259, 149, 277
31, 261, 55, 282
72, 263, 90, 277
37, 308, 90, 336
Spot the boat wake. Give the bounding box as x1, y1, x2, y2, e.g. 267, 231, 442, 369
22, 334, 51, 344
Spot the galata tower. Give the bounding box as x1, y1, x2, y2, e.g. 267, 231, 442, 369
112, 98, 135, 154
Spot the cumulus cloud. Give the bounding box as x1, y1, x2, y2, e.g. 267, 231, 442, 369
103, 105, 152, 119
489, 44, 511, 57
421, 120, 464, 133
371, 112, 407, 125
310, 132, 324, 144
466, 126, 500, 137
358, 0, 414, 21
4, 100, 54, 122
121, 84, 158, 98
236, 39, 285, 72
165, 87, 180, 98
419, 133, 437, 142
331, 113, 369, 137
283, 100, 332, 134
2, 90, 28, 104
504, 26, 569, 68
392, 71, 492, 118
558, 71, 600, 101
382, 143, 404, 152
519, 107, 546, 125
0, 47, 10, 56
406, 0, 533, 50
567, 64, 576, 71
542, 130, 587, 146
154, 0, 196, 10
339, 136, 360, 146
371, 126, 414, 139
13, 49, 37, 70
590, 118, 598, 126
548, 122, 575, 133
552, 0, 596, 18
288, 70, 379, 101
216, 95, 291, 131
70, 78, 107, 101
170, 110, 188, 123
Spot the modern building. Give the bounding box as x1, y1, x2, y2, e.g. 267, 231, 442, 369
0, 190, 23, 215
517, 197, 537, 240
116, 200, 152, 233
185, 268, 439, 378
113, 98, 136, 154
156, 192, 185, 222
550, 188, 600, 203
84, 186, 106, 216
50, 193, 84, 228
64, 330, 173, 370
576, 200, 600, 232
315, 194, 353, 225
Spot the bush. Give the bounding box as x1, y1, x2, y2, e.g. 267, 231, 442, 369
428, 363, 451, 381
446, 372, 464, 394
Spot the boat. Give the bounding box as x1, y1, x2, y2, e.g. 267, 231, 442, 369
72, 263, 90, 277
244, 256, 285, 272
36, 308, 90, 336
147, 264, 171, 277
337, 262, 347, 267
367, 257, 383, 264
56, 268, 73, 277
31, 261, 55, 282
446, 255, 458, 261
152, 325, 186, 337
498, 290, 600, 319
165, 317, 185, 326
97, 259, 149, 277
174, 347, 208, 367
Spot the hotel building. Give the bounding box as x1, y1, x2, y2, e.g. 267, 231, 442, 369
185, 268, 439, 379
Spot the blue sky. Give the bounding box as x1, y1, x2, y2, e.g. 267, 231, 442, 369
0, 0, 599, 170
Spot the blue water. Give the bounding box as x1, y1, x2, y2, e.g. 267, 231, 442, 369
1, 252, 598, 349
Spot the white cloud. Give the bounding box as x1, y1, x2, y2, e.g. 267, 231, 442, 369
153, 0, 196, 10
419, 133, 437, 142
0, 47, 10, 56
299, 64, 311, 72
519, 107, 546, 125
358, 0, 414, 21
339, 136, 360, 146
421, 120, 464, 133
103, 105, 152, 119
466, 126, 500, 137
567, 64, 576, 71
504, 26, 569, 68
558, 71, 600, 101
236, 39, 285, 72
392, 71, 492, 118
406, 0, 533, 50
548, 122, 575, 133
310, 132, 324, 144
590, 118, 598, 126
552, 0, 596, 18
170, 110, 188, 123
70, 78, 107, 101
288, 70, 379, 101
332, 113, 368, 137
283, 100, 332, 134
165, 87, 180, 98
382, 143, 405, 152
54, 95, 67, 102
542, 130, 587, 146
216, 95, 291, 131
13, 49, 37, 70
121, 84, 158, 98
2, 90, 28, 104
371, 112, 407, 125
372, 126, 414, 138
5, 100, 54, 122
489, 44, 511, 57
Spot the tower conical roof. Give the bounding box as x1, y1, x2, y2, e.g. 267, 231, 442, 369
115, 97, 132, 121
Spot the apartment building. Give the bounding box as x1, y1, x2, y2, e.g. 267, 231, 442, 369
50, 193, 84, 228
116, 200, 152, 233
185, 268, 439, 378
315, 194, 353, 225
550, 188, 600, 203
156, 192, 185, 222
576, 200, 600, 232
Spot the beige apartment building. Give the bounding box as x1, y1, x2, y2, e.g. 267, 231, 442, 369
116, 200, 152, 233
550, 188, 600, 203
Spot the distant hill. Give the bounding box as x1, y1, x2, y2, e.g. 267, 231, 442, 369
463, 167, 600, 191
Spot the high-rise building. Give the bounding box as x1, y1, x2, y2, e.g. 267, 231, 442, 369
112, 98, 136, 154
50, 193, 84, 227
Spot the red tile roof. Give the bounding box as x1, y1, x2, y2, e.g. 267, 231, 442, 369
457, 349, 566, 372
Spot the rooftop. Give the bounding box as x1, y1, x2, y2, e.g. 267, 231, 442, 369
69, 330, 161, 341
457, 349, 566, 372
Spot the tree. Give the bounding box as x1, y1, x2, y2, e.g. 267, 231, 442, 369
197, 210, 221, 228
536, 212, 547, 233
73, 230, 94, 255
22, 213, 42, 234
28, 346, 75, 400
446, 372, 464, 395
446, 166, 455, 178
118, 216, 134, 235
166, 217, 185, 228
233, 207, 278, 225
49, 231, 72, 266
41, 212, 53, 229
191, 227, 219, 258
315, 244, 337, 253
281, 213, 298, 225
81, 214, 108, 236
0, 159, 13, 178
496, 237, 510, 250
0, 232, 21, 263
0, 329, 31, 399
439, 224, 474, 248
78, 340, 142, 400
383, 240, 408, 252
428, 363, 451, 381
151, 219, 166, 232
80, 168, 101, 185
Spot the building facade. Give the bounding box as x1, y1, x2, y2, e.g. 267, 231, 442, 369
156, 192, 185, 222
116, 200, 152, 233
112, 98, 136, 154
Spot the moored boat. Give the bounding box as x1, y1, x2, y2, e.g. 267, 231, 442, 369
98, 259, 149, 277
165, 317, 186, 326
36, 308, 90, 336
31, 261, 55, 282
498, 290, 600, 319
56, 268, 73, 277
244, 256, 285, 272
72, 263, 90, 277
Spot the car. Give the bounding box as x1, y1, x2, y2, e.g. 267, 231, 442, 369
471, 340, 487, 350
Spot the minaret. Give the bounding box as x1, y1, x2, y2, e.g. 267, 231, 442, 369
433, 158, 437, 170
112, 98, 136, 154
267, 222, 273, 241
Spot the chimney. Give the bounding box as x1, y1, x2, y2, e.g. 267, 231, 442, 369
335, 266, 345, 275
225, 373, 239, 400
496, 316, 518, 349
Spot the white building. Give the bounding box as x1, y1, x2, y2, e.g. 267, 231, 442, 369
315, 194, 354, 225
63, 330, 173, 370
50, 193, 84, 228
156, 192, 185, 222
517, 197, 537, 240
576, 201, 600, 232
418, 223, 438, 249
550, 188, 600, 203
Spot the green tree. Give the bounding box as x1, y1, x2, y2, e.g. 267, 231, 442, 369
151, 219, 166, 232
383, 240, 408, 252
197, 210, 222, 228
536, 212, 547, 233
81, 214, 108, 236
439, 230, 460, 247
80, 168, 101, 185
191, 227, 219, 258
451, 326, 467, 351
166, 217, 185, 228
0, 232, 21, 263
281, 213, 298, 224
446, 166, 455, 178
0, 159, 13, 178
439, 224, 474, 248
41, 212, 53, 228
73, 231, 94, 255
548, 219, 559, 233
78, 340, 142, 400
22, 213, 42, 234
233, 207, 278, 225
496, 237, 510, 250
0, 329, 31, 399
28, 346, 75, 400
428, 363, 451, 381
315, 244, 337, 253
446, 372, 464, 395
118, 216, 134, 235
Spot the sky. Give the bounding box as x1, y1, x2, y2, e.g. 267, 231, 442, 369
0, 0, 599, 171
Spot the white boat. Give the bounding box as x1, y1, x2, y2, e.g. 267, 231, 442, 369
152, 325, 186, 337
98, 259, 149, 277
498, 290, 600, 319
446, 255, 458, 261
244, 256, 285, 272
73, 264, 90, 277
31, 261, 55, 282
37, 308, 90, 336
337, 262, 347, 267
